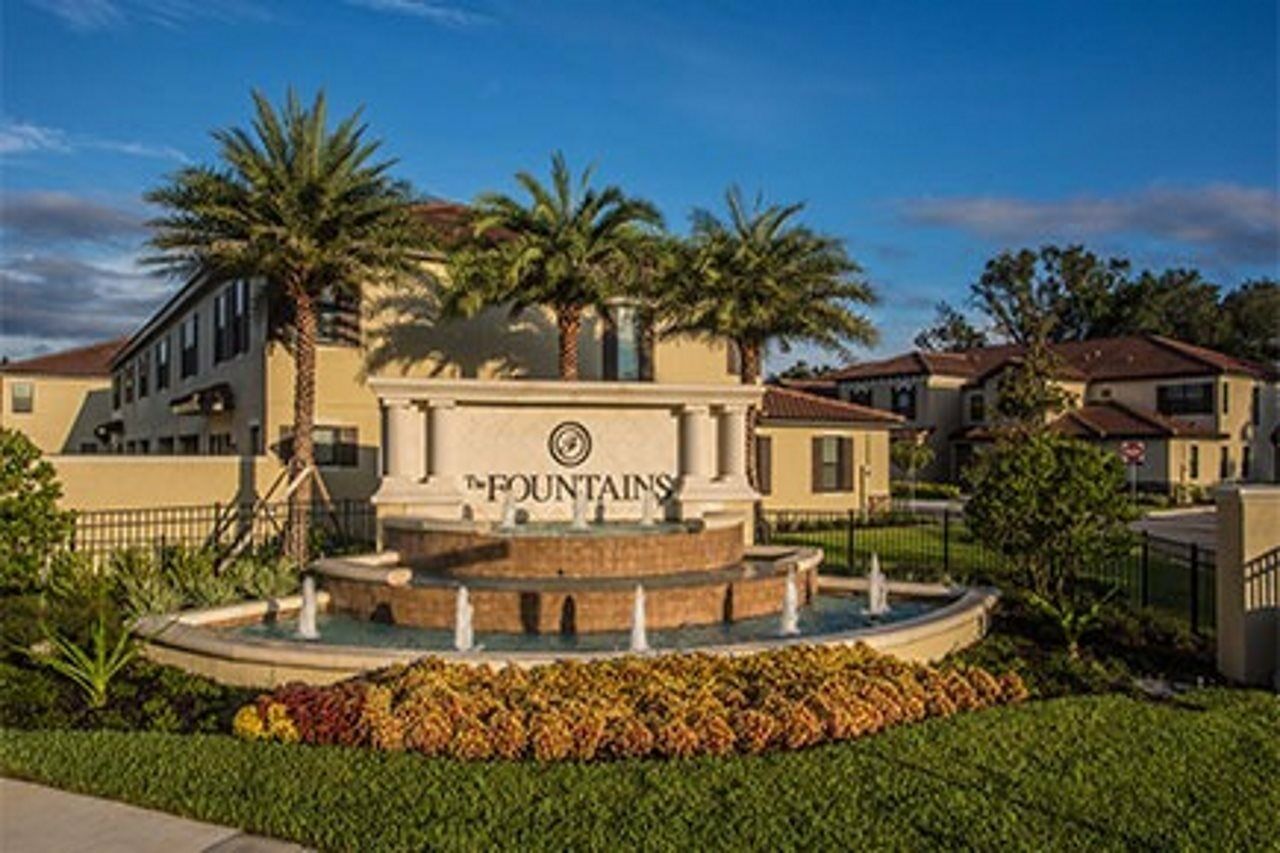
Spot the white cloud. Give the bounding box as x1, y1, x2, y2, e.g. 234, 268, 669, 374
900, 184, 1280, 266
23, 0, 267, 32
345, 0, 490, 27
0, 118, 188, 163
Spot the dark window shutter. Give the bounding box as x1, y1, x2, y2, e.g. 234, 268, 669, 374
757, 436, 772, 495
811, 436, 822, 493
839, 437, 853, 491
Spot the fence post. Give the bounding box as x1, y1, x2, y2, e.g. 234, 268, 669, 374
942, 509, 952, 577
1189, 543, 1200, 635
1140, 532, 1150, 607
846, 509, 856, 575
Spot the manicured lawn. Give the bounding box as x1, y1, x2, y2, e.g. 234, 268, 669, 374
3, 689, 1277, 851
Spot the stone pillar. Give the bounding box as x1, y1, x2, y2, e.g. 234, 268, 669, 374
716, 404, 748, 487
383, 400, 425, 484
1215, 485, 1280, 689
426, 400, 458, 482
678, 404, 712, 485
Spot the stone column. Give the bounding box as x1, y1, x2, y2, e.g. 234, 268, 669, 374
383, 400, 426, 484
717, 404, 748, 486
1215, 485, 1280, 689
678, 404, 712, 485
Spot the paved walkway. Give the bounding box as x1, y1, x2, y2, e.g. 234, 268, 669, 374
0, 778, 308, 852
1132, 507, 1218, 551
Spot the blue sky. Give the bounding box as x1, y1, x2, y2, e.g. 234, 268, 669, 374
2, 0, 1277, 367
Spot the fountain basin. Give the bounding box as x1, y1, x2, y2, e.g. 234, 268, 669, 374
133, 578, 1000, 687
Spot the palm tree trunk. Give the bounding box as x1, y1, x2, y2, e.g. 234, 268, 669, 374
286, 284, 317, 569
741, 339, 763, 489
557, 306, 582, 380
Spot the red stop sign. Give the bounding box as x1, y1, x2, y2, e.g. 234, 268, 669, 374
1119, 441, 1146, 465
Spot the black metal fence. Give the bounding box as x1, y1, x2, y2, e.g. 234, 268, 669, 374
68, 499, 377, 562
760, 509, 1216, 634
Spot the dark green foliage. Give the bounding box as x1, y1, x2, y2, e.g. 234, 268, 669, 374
0, 428, 74, 594
889, 480, 962, 500
913, 300, 989, 351
3, 689, 1277, 851
0, 659, 253, 733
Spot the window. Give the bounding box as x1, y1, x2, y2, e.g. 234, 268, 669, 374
890, 385, 917, 419
317, 286, 360, 346
847, 388, 873, 407
1251, 386, 1261, 426
811, 435, 852, 493
112, 373, 121, 409
278, 425, 359, 467
10, 381, 33, 414
756, 436, 773, 495
155, 336, 171, 391
138, 439, 149, 455
1242, 446, 1252, 480
1222, 383, 1229, 414
214, 289, 229, 363
603, 303, 653, 381
209, 432, 236, 455
1219, 446, 1230, 480
1189, 445, 1200, 479
178, 434, 199, 454
158, 436, 175, 455
233, 280, 250, 355
249, 424, 262, 455
79, 442, 98, 454
968, 393, 985, 423
125, 440, 136, 454
137, 350, 150, 398
1157, 382, 1213, 416
180, 313, 199, 378
123, 363, 135, 404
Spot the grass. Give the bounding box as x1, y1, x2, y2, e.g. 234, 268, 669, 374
3, 689, 1276, 851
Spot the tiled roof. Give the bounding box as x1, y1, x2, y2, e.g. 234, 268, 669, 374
1, 338, 124, 377
831, 335, 1274, 384
774, 377, 839, 398
761, 385, 902, 425
952, 400, 1222, 442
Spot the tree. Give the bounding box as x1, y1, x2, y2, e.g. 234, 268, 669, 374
659, 187, 878, 484
146, 89, 427, 567
772, 360, 840, 381
1100, 268, 1224, 347
964, 430, 1134, 658
0, 427, 73, 593
913, 301, 989, 351
970, 245, 1129, 344
1219, 279, 1280, 363
890, 438, 935, 503
445, 152, 663, 380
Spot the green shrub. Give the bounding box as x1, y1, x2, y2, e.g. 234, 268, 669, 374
890, 480, 962, 500
0, 428, 74, 594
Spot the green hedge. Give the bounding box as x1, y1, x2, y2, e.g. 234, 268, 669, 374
4, 689, 1277, 851
891, 480, 963, 500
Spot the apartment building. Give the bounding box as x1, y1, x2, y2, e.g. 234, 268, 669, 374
819, 335, 1279, 490
0, 339, 121, 454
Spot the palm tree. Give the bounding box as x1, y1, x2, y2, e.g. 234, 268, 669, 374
661, 187, 878, 483
446, 152, 663, 379
146, 89, 427, 567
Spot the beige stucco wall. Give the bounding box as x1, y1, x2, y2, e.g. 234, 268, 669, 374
757, 421, 891, 512
1215, 485, 1280, 687
0, 374, 112, 454
49, 455, 284, 510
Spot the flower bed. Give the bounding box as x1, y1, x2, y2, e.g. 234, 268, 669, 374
233, 644, 1026, 761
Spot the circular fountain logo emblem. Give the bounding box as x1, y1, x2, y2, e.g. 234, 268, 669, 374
548, 421, 592, 468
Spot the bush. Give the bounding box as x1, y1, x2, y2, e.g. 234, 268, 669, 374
0, 428, 73, 594
890, 480, 962, 500
234, 645, 1026, 761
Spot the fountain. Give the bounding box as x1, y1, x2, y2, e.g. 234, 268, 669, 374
640, 489, 657, 527
569, 490, 591, 532
867, 553, 889, 617
779, 566, 800, 636
498, 488, 518, 531
630, 584, 650, 653
296, 573, 319, 640
454, 585, 474, 651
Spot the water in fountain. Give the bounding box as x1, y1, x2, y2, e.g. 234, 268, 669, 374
570, 490, 591, 532
630, 584, 650, 653
640, 489, 656, 527
778, 566, 801, 636
867, 553, 889, 617
296, 573, 320, 640
499, 488, 518, 531
454, 585, 474, 651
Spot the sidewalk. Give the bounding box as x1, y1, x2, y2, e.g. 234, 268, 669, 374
0, 778, 308, 852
